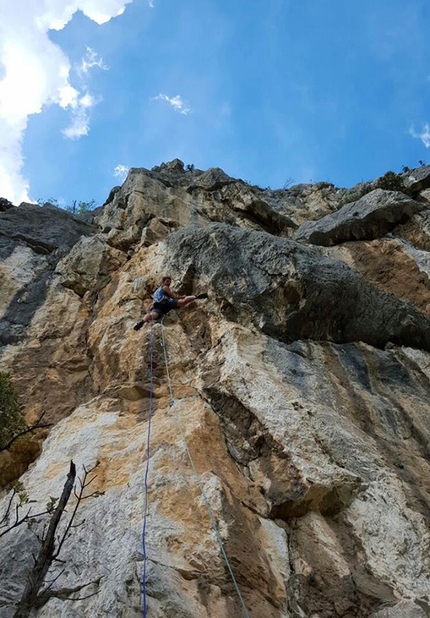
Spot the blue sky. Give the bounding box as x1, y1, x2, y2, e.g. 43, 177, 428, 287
1, 0, 430, 207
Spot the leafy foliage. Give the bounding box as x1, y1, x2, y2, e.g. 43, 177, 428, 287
36, 198, 96, 214
376, 171, 405, 192
65, 199, 96, 214
0, 371, 25, 449
36, 198, 59, 207
338, 182, 373, 206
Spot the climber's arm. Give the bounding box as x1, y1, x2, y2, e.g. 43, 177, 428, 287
162, 285, 185, 300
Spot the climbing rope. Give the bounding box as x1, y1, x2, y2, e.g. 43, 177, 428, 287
159, 321, 251, 618
141, 318, 154, 618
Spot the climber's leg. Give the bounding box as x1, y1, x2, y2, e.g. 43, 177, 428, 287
176, 296, 196, 308
143, 310, 161, 323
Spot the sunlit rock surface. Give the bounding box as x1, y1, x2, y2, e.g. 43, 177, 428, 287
1, 163, 430, 617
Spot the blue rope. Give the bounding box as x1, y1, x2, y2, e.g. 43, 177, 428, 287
141, 318, 154, 617
159, 321, 251, 618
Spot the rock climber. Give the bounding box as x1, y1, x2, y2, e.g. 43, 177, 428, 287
134, 276, 207, 330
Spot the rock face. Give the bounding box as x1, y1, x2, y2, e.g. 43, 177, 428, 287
294, 189, 425, 246
402, 164, 430, 193
1, 164, 430, 618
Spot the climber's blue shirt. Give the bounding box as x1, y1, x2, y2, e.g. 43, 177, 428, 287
153, 286, 168, 303
152, 286, 177, 314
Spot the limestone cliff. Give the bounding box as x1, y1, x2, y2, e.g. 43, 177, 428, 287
1, 160, 430, 617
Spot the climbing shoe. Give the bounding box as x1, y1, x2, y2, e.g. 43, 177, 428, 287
195, 292, 208, 299
133, 320, 144, 331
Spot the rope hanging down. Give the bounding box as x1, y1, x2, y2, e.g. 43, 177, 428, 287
159, 321, 251, 618
141, 319, 154, 618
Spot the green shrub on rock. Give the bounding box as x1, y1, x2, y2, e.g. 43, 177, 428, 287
376, 171, 405, 192
0, 372, 25, 449
338, 182, 373, 206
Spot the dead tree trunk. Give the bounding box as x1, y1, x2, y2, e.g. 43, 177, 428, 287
13, 461, 76, 618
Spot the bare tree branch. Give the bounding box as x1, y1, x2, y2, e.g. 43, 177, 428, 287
39, 568, 65, 593
53, 461, 99, 560
12, 460, 101, 618
34, 578, 101, 609
0, 413, 52, 452
13, 461, 76, 618
0, 503, 51, 538
0, 488, 18, 526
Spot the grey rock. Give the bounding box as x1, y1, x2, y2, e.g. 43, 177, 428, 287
396, 209, 430, 251
372, 599, 430, 618
95, 168, 296, 251
132, 275, 149, 299
0, 267, 53, 345
140, 218, 172, 247
0, 203, 95, 254
190, 167, 235, 191
402, 165, 430, 193
0, 203, 95, 346
103, 186, 121, 207
294, 189, 425, 246
56, 235, 126, 297
153, 158, 185, 173
0, 197, 13, 212
166, 223, 430, 350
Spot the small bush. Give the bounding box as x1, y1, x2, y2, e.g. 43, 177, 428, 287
66, 199, 96, 214
0, 372, 25, 448
376, 171, 405, 192
283, 177, 295, 189
37, 198, 59, 207
338, 183, 373, 206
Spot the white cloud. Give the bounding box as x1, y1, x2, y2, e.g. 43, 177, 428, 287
410, 123, 430, 148
58, 84, 80, 108
152, 93, 191, 115
0, 0, 133, 203
81, 47, 109, 74
62, 92, 99, 139
113, 164, 129, 180
147, 0, 154, 7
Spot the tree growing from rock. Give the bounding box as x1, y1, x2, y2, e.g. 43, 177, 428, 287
0, 371, 50, 453
0, 461, 102, 617
0, 372, 25, 449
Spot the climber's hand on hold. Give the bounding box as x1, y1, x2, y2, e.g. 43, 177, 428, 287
134, 320, 144, 331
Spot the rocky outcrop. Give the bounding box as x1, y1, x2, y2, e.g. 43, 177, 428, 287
402, 165, 430, 193
55, 235, 126, 296
0, 202, 95, 254
294, 189, 425, 246
0, 204, 95, 347
166, 223, 430, 350
95, 163, 298, 252
396, 210, 430, 252
0, 198, 13, 212
1, 163, 430, 617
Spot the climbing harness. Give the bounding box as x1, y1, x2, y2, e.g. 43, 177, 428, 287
140, 318, 250, 618
141, 318, 154, 618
